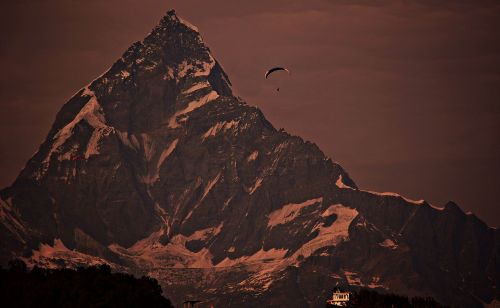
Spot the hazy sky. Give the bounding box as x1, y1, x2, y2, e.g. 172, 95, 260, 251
0, 0, 499, 226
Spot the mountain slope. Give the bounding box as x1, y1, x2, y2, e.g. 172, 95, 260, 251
0, 10, 498, 307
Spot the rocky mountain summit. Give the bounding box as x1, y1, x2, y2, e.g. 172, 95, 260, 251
0, 10, 498, 307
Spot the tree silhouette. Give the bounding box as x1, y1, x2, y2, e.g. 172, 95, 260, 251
0, 260, 173, 308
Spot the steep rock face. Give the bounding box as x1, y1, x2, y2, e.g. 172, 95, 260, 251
0, 10, 498, 308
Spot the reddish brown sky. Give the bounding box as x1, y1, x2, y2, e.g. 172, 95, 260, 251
1, 0, 499, 226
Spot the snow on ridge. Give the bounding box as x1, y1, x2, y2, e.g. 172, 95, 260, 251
337, 173, 427, 207
163, 67, 175, 80
186, 223, 223, 242
195, 54, 216, 77
202, 122, 225, 139
140, 138, 179, 184
177, 61, 192, 78
183, 81, 210, 94
336, 175, 354, 189
177, 56, 215, 79
184, 172, 222, 221
273, 141, 289, 154
267, 197, 323, 228
84, 128, 113, 159
126, 229, 165, 253
157, 139, 179, 170
216, 248, 288, 268
222, 196, 233, 210
44, 88, 108, 164
178, 16, 199, 32
0, 198, 26, 242
321, 204, 339, 217
201, 120, 239, 140
168, 91, 219, 128
429, 204, 445, 211
201, 172, 222, 201
34, 239, 70, 256
249, 178, 263, 195
247, 151, 259, 162
362, 190, 425, 205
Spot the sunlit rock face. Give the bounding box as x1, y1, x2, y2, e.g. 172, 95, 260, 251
0, 10, 497, 308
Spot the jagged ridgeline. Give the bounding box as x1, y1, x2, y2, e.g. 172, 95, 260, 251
0, 10, 498, 308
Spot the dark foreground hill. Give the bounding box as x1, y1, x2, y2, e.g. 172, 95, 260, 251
0, 260, 173, 308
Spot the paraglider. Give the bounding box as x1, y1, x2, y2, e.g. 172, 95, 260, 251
264, 67, 290, 79
264, 67, 291, 92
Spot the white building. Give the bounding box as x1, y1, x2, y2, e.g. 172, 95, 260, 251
326, 290, 350, 307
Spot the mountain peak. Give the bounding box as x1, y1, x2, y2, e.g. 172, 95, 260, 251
155, 9, 199, 35
159, 9, 179, 25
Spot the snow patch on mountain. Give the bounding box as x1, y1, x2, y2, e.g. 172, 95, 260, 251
216, 248, 288, 268
84, 127, 114, 159
185, 173, 222, 220
249, 178, 263, 195
109, 223, 224, 269
28, 239, 111, 269
202, 120, 239, 140
247, 151, 259, 162
187, 223, 223, 241
163, 67, 175, 80
336, 175, 354, 189
0, 198, 26, 243
183, 81, 210, 94
344, 270, 363, 286
267, 197, 323, 228
157, 139, 179, 170
177, 56, 215, 79
143, 138, 180, 183
201, 172, 222, 201
292, 204, 358, 260
194, 56, 216, 77
44, 88, 108, 165
168, 91, 219, 128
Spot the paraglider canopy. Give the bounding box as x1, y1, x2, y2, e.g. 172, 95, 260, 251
265, 67, 291, 79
